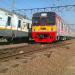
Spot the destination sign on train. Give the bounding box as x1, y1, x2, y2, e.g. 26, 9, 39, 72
41, 13, 47, 17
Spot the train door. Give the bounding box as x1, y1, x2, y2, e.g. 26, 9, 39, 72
18, 19, 21, 30
7, 16, 12, 28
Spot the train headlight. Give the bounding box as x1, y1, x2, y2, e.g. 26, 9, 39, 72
34, 29, 38, 32
34, 29, 35, 32
51, 28, 53, 31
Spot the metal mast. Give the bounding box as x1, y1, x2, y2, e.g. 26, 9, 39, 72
11, 0, 16, 41
12, 0, 16, 12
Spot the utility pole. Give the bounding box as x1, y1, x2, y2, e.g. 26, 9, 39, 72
12, 0, 16, 12
11, 0, 16, 41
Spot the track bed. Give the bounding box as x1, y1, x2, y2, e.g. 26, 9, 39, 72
0, 39, 74, 75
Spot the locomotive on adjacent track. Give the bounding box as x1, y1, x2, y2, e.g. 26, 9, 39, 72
32, 12, 74, 43
0, 8, 31, 42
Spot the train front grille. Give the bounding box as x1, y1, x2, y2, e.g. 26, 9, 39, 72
38, 34, 48, 39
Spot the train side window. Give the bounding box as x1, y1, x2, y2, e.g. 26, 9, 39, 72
18, 20, 21, 28
7, 16, 11, 26
27, 23, 30, 29
61, 22, 63, 29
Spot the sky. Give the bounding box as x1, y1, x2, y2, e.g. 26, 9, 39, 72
0, 0, 75, 29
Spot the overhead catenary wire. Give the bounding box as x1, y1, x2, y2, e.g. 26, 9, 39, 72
13, 3, 75, 31
14, 4, 75, 12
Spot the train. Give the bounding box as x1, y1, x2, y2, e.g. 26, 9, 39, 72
0, 8, 74, 43
32, 12, 75, 43
0, 8, 32, 42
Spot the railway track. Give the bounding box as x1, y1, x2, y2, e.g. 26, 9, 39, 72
0, 40, 72, 61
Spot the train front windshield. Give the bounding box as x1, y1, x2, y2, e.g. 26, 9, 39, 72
41, 17, 46, 25
32, 12, 55, 26
32, 17, 40, 25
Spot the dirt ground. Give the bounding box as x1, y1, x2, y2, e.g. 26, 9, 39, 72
0, 39, 75, 75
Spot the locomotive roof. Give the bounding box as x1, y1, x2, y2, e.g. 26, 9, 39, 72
0, 8, 27, 19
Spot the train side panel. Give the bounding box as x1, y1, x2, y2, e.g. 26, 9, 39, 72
0, 8, 32, 41
56, 15, 73, 40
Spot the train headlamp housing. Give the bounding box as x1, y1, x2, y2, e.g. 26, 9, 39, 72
34, 29, 35, 32
51, 27, 53, 31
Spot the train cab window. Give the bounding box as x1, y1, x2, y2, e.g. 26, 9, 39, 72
18, 20, 21, 28
32, 17, 40, 25
7, 16, 11, 26
47, 17, 55, 25
41, 17, 46, 25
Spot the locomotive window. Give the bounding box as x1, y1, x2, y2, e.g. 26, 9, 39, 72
18, 20, 21, 28
41, 17, 46, 25
7, 16, 11, 26
32, 17, 40, 25
47, 17, 55, 25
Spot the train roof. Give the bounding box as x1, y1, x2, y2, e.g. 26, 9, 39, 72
0, 8, 28, 19
33, 12, 56, 17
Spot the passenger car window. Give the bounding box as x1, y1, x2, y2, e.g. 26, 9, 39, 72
7, 16, 11, 26
27, 23, 30, 29
18, 20, 21, 28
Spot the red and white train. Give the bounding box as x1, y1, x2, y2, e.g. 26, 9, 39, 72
32, 12, 75, 43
